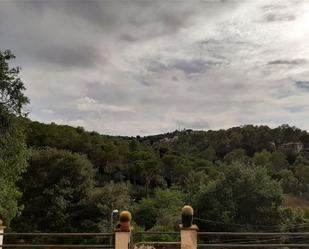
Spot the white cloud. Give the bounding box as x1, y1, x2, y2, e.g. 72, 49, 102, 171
76, 97, 133, 113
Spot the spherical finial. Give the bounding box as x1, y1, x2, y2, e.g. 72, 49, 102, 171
119, 211, 132, 222
182, 205, 194, 228
182, 205, 194, 216
119, 211, 132, 231
0, 219, 3, 226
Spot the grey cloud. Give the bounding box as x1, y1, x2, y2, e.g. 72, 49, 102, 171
19, 0, 116, 28
265, 13, 296, 22
295, 81, 309, 91
147, 59, 222, 75
232, 83, 246, 90
35, 45, 102, 69
201, 38, 257, 47
171, 59, 213, 75
147, 61, 168, 74
0, 2, 104, 69
19, 1, 198, 42
261, 4, 289, 11
260, 3, 297, 23
120, 34, 138, 42
268, 59, 307, 65
139, 79, 157, 87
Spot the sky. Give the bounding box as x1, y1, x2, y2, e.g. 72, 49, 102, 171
1, 0, 309, 136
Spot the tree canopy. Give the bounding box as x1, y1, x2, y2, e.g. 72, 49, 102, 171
0, 50, 29, 224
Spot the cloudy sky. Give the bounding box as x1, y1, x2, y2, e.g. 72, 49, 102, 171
1, 0, 309, 135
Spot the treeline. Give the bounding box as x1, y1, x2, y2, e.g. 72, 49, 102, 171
10, 120, 309, 233
25, 121, 309, 196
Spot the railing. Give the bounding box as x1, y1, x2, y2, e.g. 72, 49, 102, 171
198, 232, 309, 248
131, 231, 180, 249
0, 245, 113, 248
0, 232, 114, 249
198, 244, 309, 248
1, 231, 309, 249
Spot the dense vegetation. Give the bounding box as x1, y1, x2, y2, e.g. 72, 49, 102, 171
0, 50, 29, 225
12, 120, 308, 233
1, 50, 309, 236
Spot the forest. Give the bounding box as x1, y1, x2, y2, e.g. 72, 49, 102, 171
2, 50, 309, 237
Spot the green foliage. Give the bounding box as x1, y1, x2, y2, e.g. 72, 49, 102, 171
0, 50, 29, 225
0, 50, 29, 115
270, 151, 289, 171
91, 182, 132, 231
252, 150, 272, 167
203, 146, 217, 161
223, 149, 247, 164
141, 225, 177, 242
280, 208, 307, 231
13, 148, 95, 232
193, 162, 283, 231
26, 121, 130, 181
183, 170, 209, 195
8, 119, 309, 233
300, 134, 309, 148
278, 170, 299, 194
162, 153, 193, 186
0, 180, 22, 225
134, 188, 185, 230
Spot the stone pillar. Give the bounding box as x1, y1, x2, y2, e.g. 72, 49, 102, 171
115, 211, 132, 249
180, 225, 198, 249
0, 219, 5, 248
115, 230, 130, 249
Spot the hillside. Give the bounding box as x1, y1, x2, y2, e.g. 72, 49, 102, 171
6, 120, 309, 233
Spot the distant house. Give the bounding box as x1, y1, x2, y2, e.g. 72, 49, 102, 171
280, 142, 304, 153
159, 135, 179, 144
304, 147, 309, 153
269, 141, 276, 151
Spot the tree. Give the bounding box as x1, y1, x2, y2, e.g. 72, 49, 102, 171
295, 164, 309, 196
270, 151, 289, 171
12, 148, 95, 232
193, 162, 283, 231
300, 134, 309, 148
133, 188, 185, 230
192, 173, 236, 231
183, 170, 209, 195
223, 149, 246, 164
278, 169, 299, 194
162, 154, 193, 186
90, 182, 132, 231
0, 50, 29, 115
0, 50, 29, 225
203, 146, 217, 162
252, 150, 272, 167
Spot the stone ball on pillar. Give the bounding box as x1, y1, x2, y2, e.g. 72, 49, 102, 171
181, 205, 194, 228
119, 211, 132, 231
